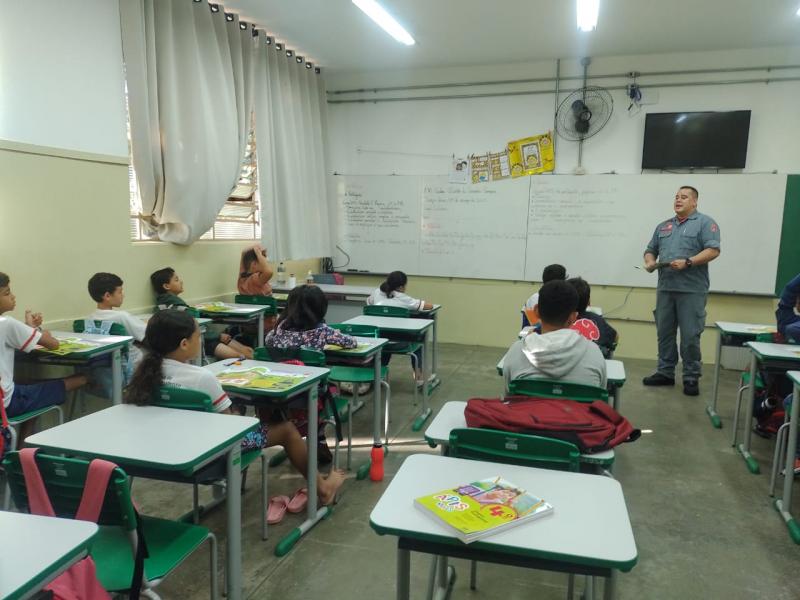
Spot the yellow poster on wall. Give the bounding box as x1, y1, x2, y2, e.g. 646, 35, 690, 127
470, 153, 490, 183
507, 132, 555, 177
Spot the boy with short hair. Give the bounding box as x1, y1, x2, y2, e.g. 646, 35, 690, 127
0, 271, 87, 439
523, 264, 567, 326
566, 277, 619, 358
87, 272, 146, 341
150, 267, 253, 360
504, 280, 607, 389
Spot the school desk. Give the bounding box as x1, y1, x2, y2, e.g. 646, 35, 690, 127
23, 331, 133, 405
271, 283, 374, 323
194, 302, 269, 348
705, 321, 777, 429
775, 371, 800, 544
370, 454, 637, 600
0, 512, 98, 600
342, 315, 435, 430
203, 359, 330, 556
412, 304, 443, 393
25, 404, 257, 600
734, 342, 800, 474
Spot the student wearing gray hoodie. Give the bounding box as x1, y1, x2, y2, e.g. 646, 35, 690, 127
503, 280, 607, 390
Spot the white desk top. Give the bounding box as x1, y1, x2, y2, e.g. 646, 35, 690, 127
788, 371, 800, 387
272, 283, 375, 296
204, 359, 329, 397
138, 313, 213, 327
424, 401, 614, 462
370, 454, 637, 569
745, 341, 800, 361
194, 302, 266, 315
26, 404, 258, 472
716, 321, 776, 335
32, 331, 133, 357
0, 513, 98, 600
496, 354, 625, 386
344, 315, 434, 332
323, 336, 389, 357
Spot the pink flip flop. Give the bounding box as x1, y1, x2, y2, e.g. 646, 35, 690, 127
267, 495, 290, 524
286, 488, 308, 514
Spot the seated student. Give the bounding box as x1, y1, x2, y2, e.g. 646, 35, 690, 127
776, 271, 800, 343
566, 277, 618, 358
0, 271, 87, 440
503, 280, 607, 390
238, 243, 273, 297
150, 267, 253, 360
523, 264, 567, 327
366, 271, 431, 386
86, 272, 146, 342
125, 310, 344, 505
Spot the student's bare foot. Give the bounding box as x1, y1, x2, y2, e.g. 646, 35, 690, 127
318, 469, 345, 506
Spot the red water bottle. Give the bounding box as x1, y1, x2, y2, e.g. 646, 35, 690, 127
369, 444, 384, 481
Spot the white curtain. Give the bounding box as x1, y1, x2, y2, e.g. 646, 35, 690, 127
119, 0, 255, 244
255, 39, 332, 260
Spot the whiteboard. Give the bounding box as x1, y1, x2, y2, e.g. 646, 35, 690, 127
332, 173, 786, 294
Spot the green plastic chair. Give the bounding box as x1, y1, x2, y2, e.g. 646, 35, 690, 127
447, 427, 581, 595
73, 319, 129, 337
152, 387, 270, 541
508, 378, 610, 403
234, 294, 278, 315
2, 450, 218, 598
0, 405, 64, 510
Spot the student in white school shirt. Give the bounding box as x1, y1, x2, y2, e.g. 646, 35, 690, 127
125, 310, 345, 505
522, 264, 568, 327
366, 271, 432, 386
0, 271, 88, 441
86, 273, 147, 341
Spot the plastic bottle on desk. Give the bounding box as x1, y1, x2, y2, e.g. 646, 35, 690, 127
288, 274, 296, 288
369, 444, 384, 481
306, 270, 314, 284
276, 262, 286, 285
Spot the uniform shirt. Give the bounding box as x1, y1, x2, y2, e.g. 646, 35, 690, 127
570, 311, 617, 359
238, 272, 272, 296
366, 288, 425, 311
161, 358, 231, 413
776, 272, 800, 334
523, 291, 540, 310
644, 211, 721, 293
0, 316, 42, 405
87, 309, 147, 342
155, 293, 188, 311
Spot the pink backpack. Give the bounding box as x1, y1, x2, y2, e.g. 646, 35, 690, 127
19, 448, 113, 600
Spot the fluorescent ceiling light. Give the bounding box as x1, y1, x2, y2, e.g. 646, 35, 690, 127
797, 5, 800, 15
577, 0, 600, 32
352, 0, 415, 46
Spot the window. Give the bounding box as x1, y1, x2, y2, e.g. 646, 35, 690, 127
128, 109, 260, 242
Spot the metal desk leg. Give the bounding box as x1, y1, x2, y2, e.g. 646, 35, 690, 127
225, 444, 242, 600
356, 347, 385, 481
429, 311, 441, 391
737, 352, 760, 474
706, 329, 723, 428
397, 545, 411, 600
274, 385, 330, 556
111, 348, 123, 406
603, 570, 617, 600
256, 314, 265, 348
412, 328, 433, 431
775, 383, 800, 543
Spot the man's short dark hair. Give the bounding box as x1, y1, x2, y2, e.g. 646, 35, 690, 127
538, 280, 578, 326
0, 272, 8, 288
542, 264, 567, 283
88, 272, 123, 302
566, 277, 591, 314
150, 267, 175, 295
680, 185, 699, 199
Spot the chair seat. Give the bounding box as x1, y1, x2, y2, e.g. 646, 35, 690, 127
329, 365, 389, 383
241, 448, 263, 469
579, 448, 615, 466
385, 342, 422, 354
92, 516, 211, 591
7, 405, 61, 425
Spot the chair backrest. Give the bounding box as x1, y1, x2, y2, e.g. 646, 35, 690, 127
235, 295, 277, 310
363, 305, 410, 318
254, 346, 327, 366
153, 386, 213, 412
329, 323, 379, 338
508, 378, 609, 403
73, 319, 128, 337
449, 428, 580, 472
311, 274, 339, 285
2, 451, 137, 530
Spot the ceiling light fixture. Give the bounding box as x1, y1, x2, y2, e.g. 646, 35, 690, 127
352, 0, 415, 46
576, 0, 600, 32
797, 5, 800, 15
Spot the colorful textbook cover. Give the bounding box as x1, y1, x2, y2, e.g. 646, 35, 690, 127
414, 476, 553, 543
215, 366, 306, 392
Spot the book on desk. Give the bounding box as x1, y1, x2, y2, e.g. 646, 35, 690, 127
414, 476, 553, 544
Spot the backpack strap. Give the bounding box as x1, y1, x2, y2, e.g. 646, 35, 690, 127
74, 459, 117, 522
19, 447, 56, 517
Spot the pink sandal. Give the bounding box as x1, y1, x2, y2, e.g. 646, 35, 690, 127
287, 488, 308, 514
267, 495, 290, 524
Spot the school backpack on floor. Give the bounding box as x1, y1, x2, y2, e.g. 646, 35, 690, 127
465, 396, 641, 454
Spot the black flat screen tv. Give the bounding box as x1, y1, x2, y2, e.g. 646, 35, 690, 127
642, 110, 751, 169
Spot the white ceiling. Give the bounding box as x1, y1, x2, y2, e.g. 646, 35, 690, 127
222, 0, 800, 73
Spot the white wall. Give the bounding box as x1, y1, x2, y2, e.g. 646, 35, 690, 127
326, 46, 800, 176
0, 0, 128, 157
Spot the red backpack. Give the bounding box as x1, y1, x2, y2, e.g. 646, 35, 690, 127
465, 396, 640, 454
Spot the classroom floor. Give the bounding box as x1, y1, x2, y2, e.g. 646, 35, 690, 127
121, 344, 799, 599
